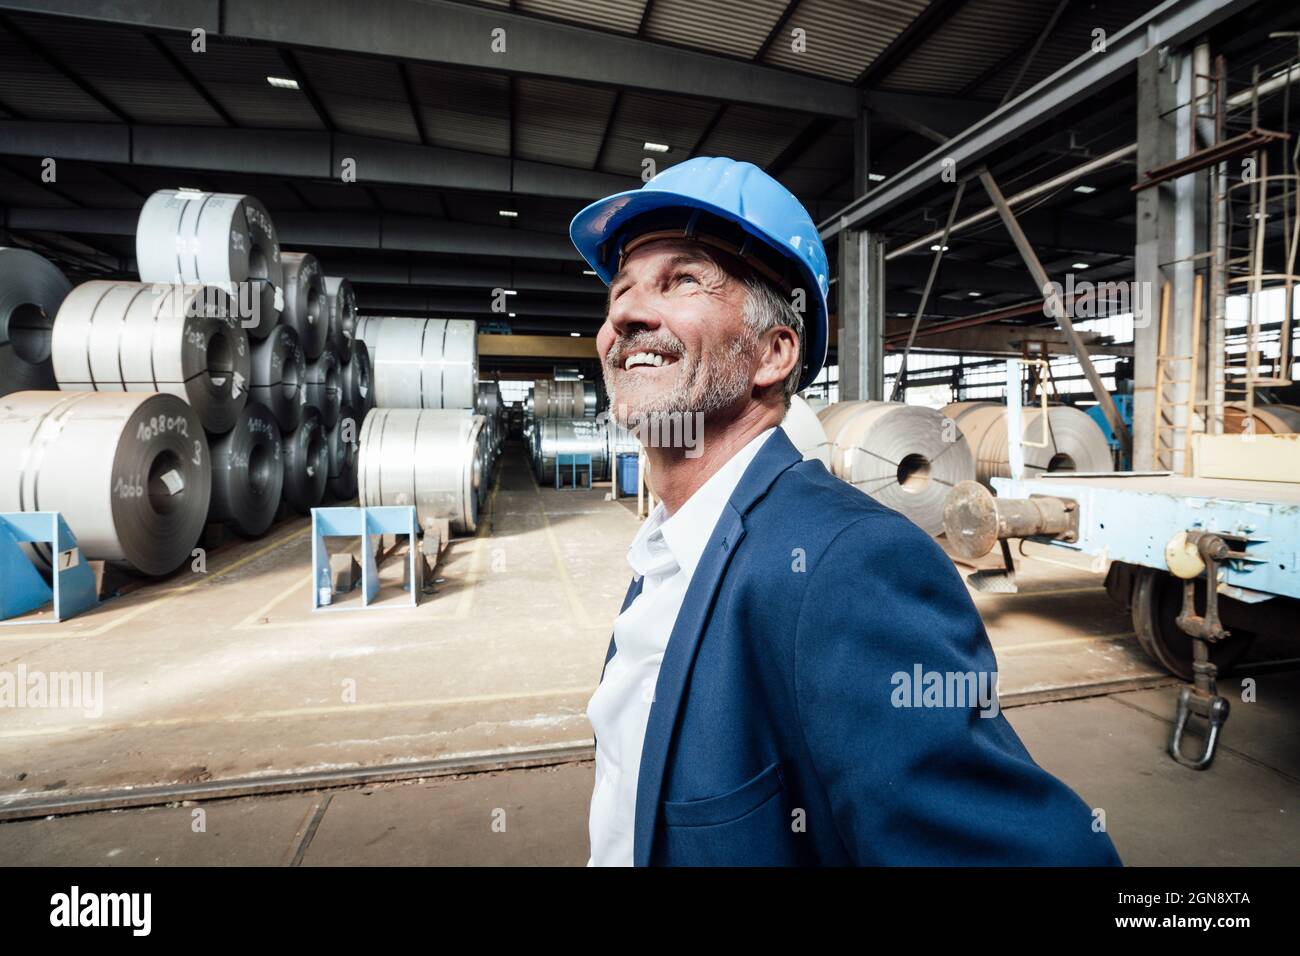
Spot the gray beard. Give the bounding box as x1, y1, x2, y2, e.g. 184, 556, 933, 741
605, 328, 757, 428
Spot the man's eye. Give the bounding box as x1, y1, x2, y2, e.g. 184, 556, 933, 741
674, 273, 699, 286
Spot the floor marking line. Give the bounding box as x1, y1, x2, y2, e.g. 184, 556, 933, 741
997, 631, 1135, 653
0, 524, 313, 642
234, 573, 314, 629
528, 464, 594, 628
0, 685, 597, 740
453, 463, 502, 621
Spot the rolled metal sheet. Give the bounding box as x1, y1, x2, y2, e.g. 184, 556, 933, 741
135, 190, 283, 338
358, 407, 484, 535
327, 404, 360, 501
0, 390, 211, 575
282, 405, 328, 515
818, 400, 976, 537
323, 277, 356, 360
1224, 402, 1300, 435
208, 402, 283, 537
0, 248, 70, 396
305, 346, 341, 429
532, 379, 591, 419
781, 394, 831, 468
249, 323, 306, 432
355, 316, 478, 409
52, 280, 250, 434
944, 401, 1114, 487
534, 417, 610, 484
340, 338, 373, 414
279, 252, 328, 361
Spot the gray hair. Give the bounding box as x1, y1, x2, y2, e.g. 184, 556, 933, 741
742, 275, 805, 408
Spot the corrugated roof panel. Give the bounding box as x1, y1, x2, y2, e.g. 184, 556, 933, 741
643, 0, 791, 59
763, 0, 932, 82
598, 90, 718, 176
696, 105, 805, 168
0, 28, 116, 121
7, 14, 223, 124
295, 180, 380, 212
296, 51, 420, 143
156, 35, 324, 129
976, 0, 1161, 101
407, 64, 511, 157
877, 0, 1046, 95
515, 77, 618, 168
518, 0, 648, 34
775, 118, 853, 197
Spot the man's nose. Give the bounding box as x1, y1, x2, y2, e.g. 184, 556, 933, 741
607, 282, 661, 337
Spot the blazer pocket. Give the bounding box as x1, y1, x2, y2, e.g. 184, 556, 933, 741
661, 761, 784, 828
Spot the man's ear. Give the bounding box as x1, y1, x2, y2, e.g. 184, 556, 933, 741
752, 325, 799, 392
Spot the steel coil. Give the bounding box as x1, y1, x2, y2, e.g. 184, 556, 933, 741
323, 277, 356, 360
355, 316, 478, 409
534, 417, 610, 484
279, 252, 327, 360
944, 401, 1113, 487
781, 395, 831, 468
358, 407, 484, 535
208, 402, 283, 537
340, 338, 373, 413
1224, 402, 1300, 435
0, 390, 210, 575
249, 323, 306, 432
328, 404, 361, 501
818, 401, 976, 537
282, 405, 329, 515
0, 248, 70, 396
135, 190, 282, 339
52, 280, 250, 434
305, 347, 341, 429
533, 379, 591, 419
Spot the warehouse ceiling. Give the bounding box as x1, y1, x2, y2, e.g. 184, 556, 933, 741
2, 0, 1291, 366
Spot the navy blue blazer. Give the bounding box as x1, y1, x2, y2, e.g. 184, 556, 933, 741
600, 427, 1121, 866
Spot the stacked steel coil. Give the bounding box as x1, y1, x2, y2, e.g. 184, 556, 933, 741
532, 378, 595, 419
135, 190, 283, 339
818, 401, 977, 537
248, 322, 305, 432
1224, 402, 1300, 435
781, 395, 832, 468
355, 316, 478, 409
0, 248, 71, 396
209, 403, 284, 537
323, 277, 356, 359
327, 404, 361, 501
283, 406, 329, 514
944, 401, 1113, 487
358, 407, 486, 534
305, 347, 342, 429
532, 417, 610, 484
279, 252, 328, 360
51, 280, 251, 434
340, 338, 373, 414
0, 391, 211, 575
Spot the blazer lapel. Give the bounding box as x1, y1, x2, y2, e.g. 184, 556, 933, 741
631, 428, 803, 866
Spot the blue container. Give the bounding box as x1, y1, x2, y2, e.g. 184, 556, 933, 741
617, 453, 639, 497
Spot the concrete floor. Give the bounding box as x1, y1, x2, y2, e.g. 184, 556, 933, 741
0, 441, 1296, 864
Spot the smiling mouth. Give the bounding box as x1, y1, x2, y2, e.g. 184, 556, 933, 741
621, 350, 680, 371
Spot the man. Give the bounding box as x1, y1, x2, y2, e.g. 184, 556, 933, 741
570, 157, 1120, 867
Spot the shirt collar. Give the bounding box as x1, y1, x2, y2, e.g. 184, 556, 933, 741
628, 426, 776, 581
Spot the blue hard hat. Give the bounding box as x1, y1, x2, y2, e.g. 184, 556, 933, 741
570, 156, 829, 392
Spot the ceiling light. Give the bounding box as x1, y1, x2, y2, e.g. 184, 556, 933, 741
643, 142, 670, 153
570, 332, 581, 337
1073, 184, 1097, 194
498, 210, 519, 218
868, 172, 886, 182
930, 244, 949, 252
266, 76, 299, 90
582, 270, 598, 276
501, 289, 517, 295
1071, 262, 1090, 270
508, 312, 517, 318
968, 291, 981, 297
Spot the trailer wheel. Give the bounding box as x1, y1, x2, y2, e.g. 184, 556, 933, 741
1131, 567, 1255, 681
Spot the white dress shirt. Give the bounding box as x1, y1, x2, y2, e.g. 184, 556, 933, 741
586, 426, 777, 866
